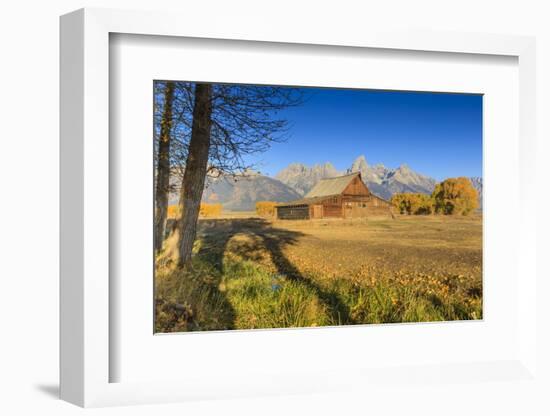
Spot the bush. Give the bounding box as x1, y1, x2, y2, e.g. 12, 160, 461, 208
167, 204, 180, 219
431, 177, 478, 215
167, 203, 223, 219
390, 193, 433, 215
255, 201, 278, 217
200, 203, 223, 217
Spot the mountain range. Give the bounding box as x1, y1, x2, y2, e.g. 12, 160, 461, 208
469, 176, 483, 209
201, 171, 301, 211
168, 155, 481, 211
277, 155, 438, 201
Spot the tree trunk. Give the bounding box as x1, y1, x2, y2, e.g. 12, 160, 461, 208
154, 81, 175, 252
177, 83, 213, 268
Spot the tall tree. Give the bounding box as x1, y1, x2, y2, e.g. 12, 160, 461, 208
177, 83, 213, 267
432, 177, 479, 215
154, 81, 175, 252
174, 83, 303, 268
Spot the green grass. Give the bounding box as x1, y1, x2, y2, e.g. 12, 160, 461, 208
155, 216, 482, 332
155, 256, 482, 332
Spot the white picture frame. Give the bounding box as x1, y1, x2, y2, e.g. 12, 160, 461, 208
60, 8, 538, 408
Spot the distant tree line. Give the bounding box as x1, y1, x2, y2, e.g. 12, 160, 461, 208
391, 177, 479, 216
167, 203, 223, 220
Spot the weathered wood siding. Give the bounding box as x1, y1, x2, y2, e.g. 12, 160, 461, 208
312, 204, 323, 219
276, 205, 310, 220
342, 176, 370, 197
321, 195, 343, 217
342, 195, 391, 218
276, 173, 391, 220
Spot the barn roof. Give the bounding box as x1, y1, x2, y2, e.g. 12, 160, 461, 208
277, 172, 370, 208
304, 172, 362, 198
276, 195, 331, 208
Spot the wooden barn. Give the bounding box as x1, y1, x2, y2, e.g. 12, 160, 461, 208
275, 172, 391, 220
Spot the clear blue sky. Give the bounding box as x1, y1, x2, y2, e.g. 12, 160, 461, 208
249, 87, 482, 181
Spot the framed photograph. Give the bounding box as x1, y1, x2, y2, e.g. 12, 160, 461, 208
60, 8, 538, 408
150, 81, 484, 334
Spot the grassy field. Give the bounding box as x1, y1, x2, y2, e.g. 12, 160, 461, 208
155, 214, 482, 332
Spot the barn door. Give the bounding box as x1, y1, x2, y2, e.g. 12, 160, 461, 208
344, 202, 352, 218
313, 205, 323, 219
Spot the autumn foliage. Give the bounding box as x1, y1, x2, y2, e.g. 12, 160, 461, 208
432, 177, 479, 215
390, 193, 433, 215
391, 177, 479, 216
255, 201, 278, 217
167, 203, 222, 219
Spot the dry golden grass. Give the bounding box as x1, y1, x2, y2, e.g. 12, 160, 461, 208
155, 214, 482, 332
270, 214, 482, 279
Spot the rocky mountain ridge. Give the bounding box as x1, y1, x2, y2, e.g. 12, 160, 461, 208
199, 173, 301, 211
168, 155, 482, 211
277, 155, 438, 200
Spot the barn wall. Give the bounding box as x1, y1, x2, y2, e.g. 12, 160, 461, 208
321, 196, 343, 217
342, 176, 370, 196
342, 195, 391, 218
275, 176, 392, 220
323, 205, 343, 217
311, 204, 323, 219
276, 205, 310, 220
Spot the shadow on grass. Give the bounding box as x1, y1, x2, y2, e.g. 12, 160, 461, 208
156, 219, 237, 332
197, 218, 354, 326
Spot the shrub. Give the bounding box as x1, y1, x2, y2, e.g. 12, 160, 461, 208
167, 203, 222, 219
255, 201, 278, 217
431, 177, 478, 215
200, 203, 223, 217
167, 204, 180, 219
390, 193, 433, 215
